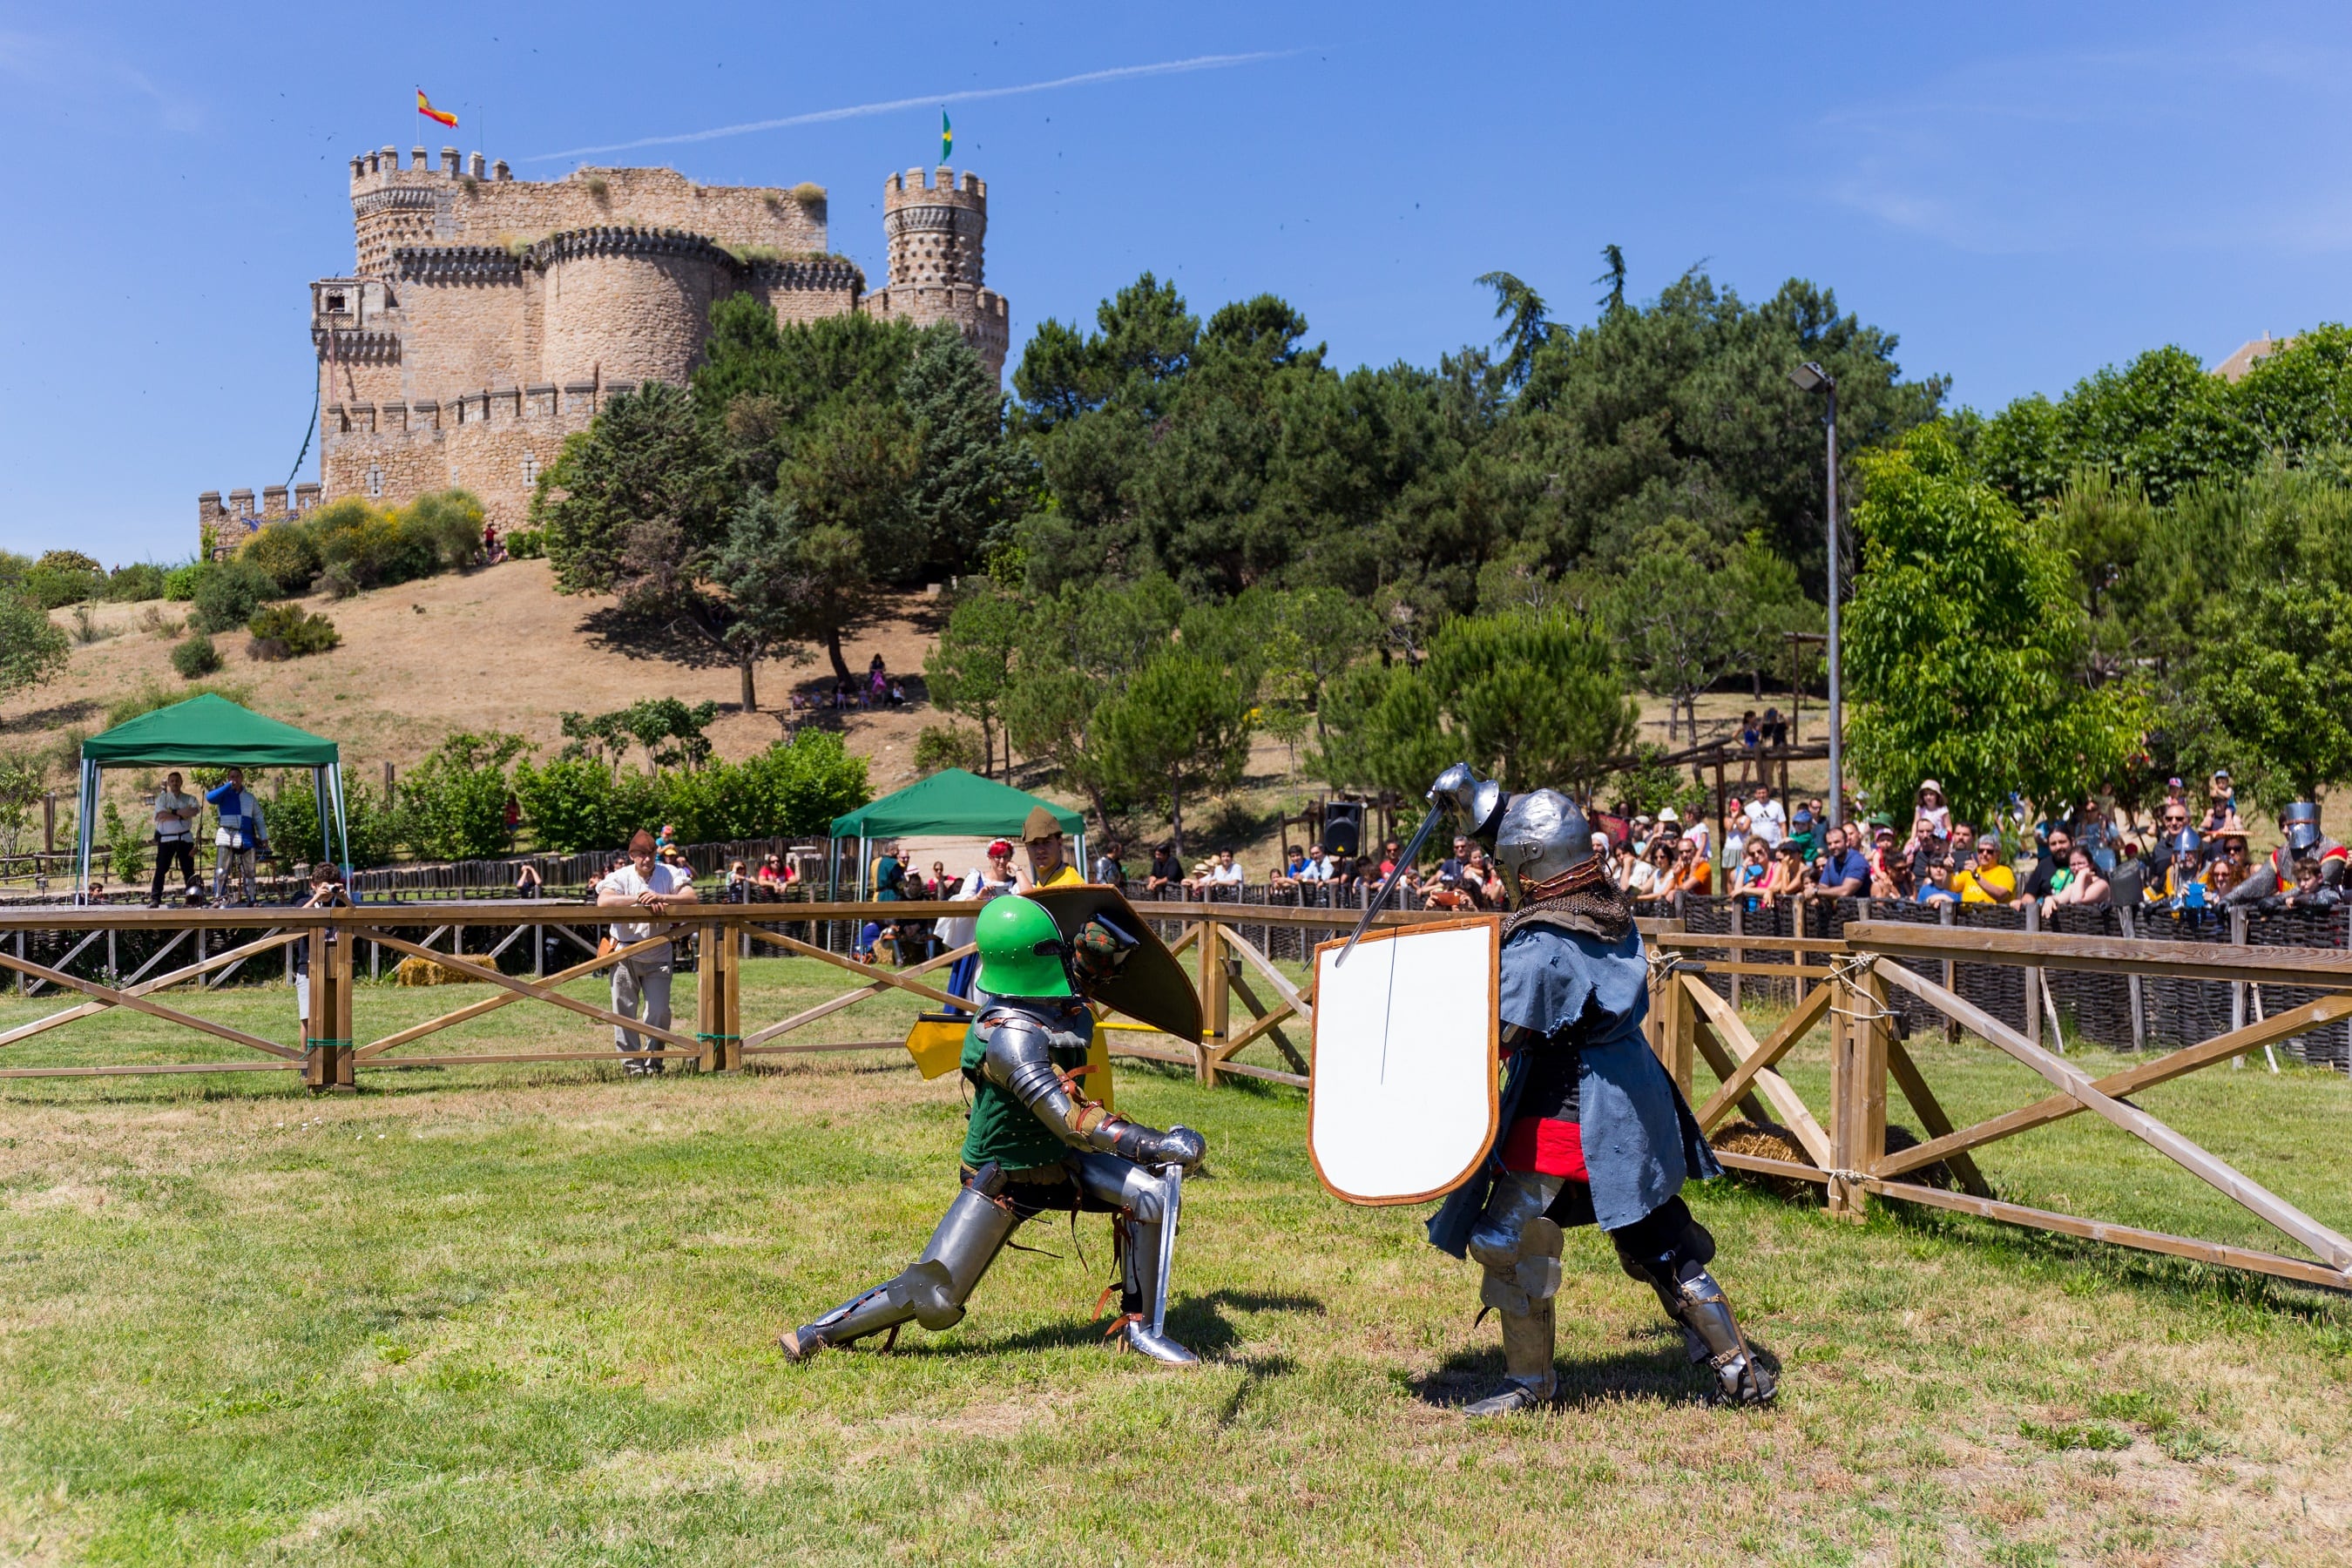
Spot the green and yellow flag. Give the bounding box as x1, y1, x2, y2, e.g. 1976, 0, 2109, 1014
941, 110, 952, 163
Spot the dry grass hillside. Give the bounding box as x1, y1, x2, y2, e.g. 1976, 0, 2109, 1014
3, 561, 950, 797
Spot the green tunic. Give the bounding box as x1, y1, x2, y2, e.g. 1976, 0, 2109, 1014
957, 1007, 1091, 1172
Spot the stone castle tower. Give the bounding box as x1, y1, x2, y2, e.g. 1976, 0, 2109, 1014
199, 152, 1008, 549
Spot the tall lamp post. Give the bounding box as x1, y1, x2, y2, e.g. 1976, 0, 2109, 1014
1788, 361, 1842, 831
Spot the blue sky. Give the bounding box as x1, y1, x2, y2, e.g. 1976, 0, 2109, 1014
3, 1, 2348, 563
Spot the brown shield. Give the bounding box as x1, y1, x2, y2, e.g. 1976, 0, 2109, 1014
1024, 885, 1202, 1044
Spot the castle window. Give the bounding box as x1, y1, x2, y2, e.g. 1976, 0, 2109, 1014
366, 465, 384, 498
325, 292, 347, 313
521, 451, 539, 488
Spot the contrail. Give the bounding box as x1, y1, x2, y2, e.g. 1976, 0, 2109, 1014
526, 51, 1301, 162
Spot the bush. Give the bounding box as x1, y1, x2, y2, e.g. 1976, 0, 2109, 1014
512, 732, 868, 853
105, 563, 169, 602
103, 801, 145, 883
172, 634, 224, 679
914, 723, 988, 776
246, 603, 341, 659
37, 550, 101, 576
241, 524, 321, 595
21, 563, 105, 608
191, 557, 278, 634
504, 527, 545, 559
510, 757, 660, 855
399, 732, 531, 860
402, 490, 486, 570
163, 562, 209, 602
266, 775, 399, 868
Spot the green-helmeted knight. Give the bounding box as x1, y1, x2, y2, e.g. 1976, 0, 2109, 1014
778, 894, 1209, 1366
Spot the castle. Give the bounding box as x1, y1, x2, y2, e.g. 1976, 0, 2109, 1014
199, 148, 1008, 549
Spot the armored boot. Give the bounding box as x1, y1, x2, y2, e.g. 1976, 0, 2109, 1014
1092, 1156, 1197, 1367
781, 1170, 1020, 1362
1464, 1214, 1563, 1416
1611, 1207, 1774, 1407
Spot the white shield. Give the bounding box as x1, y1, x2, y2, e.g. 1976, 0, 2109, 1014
1308, 918, 1501, 1206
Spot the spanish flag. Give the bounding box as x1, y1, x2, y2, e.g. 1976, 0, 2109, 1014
941, 110, 952, 163
417, 89, 458, 130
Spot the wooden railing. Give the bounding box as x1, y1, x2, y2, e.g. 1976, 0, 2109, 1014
0, 900, 1423, 1092
1650, 918, 2352, 1294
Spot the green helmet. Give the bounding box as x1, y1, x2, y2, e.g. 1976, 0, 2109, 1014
975, 896, 1071, 998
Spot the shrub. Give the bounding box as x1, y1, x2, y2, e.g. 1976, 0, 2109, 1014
305, 490, 483, 595
266, 775, 399, 868
246, 603, 341, 659
103, 801, 145, 882
511, 756, 659, 854
22, 563, 105, 608
191, 557, 277, 634
139, 605, 183, 639
37, 550, 101, 576
399, 732, 531, 860
512, 732, 868, 852
241, 524, 321, 595
105, 563, 169, 602
914, 723, 988, 776
504, 527, 545, 559
402, 490, 486, 570
163, 562, 209, 601
172, 634, 224, 679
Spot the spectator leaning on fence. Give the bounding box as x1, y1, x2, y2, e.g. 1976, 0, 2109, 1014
2022, 826, 2077, 902
147, 770, 202, 908
1918, 853, 1960, 905
2040, 845, 2110, 916
595, 828, 699, 1078
1810, 823, 1870, 902
206, 768, 266, 907
1186, 849, 1244, 900
1952, 835, 2017, 905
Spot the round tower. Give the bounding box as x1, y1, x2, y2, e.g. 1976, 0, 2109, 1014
882, 166, 986, 287
862, 166, 1009, 381
534, 228, 732, 389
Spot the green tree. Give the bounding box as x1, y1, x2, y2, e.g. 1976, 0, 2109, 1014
0, 591, 70, 701
1842, 428, 2149, 826
1093, 651, 1255, 855
398, 732, 531, 861
924, 585, 1024, 776
1603, 523, 1740, 741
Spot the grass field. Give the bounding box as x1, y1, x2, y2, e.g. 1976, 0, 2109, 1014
0, 956, 2348, 1565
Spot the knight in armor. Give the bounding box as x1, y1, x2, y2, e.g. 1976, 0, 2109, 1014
2223, 802, 2349, 905
1420, 765, 1776, 1414
780, 895, 1208, 1367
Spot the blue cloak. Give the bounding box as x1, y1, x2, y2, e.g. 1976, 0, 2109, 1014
1426, 922, 1720, 1255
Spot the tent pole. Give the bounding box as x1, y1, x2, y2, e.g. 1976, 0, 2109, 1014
1074, 827, 1087, 881
328, 765, 350, 877
76, 761, 98, 904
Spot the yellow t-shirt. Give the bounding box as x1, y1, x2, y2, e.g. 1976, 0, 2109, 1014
1031, 862, 1085, 889
1954, 864, 2015, 904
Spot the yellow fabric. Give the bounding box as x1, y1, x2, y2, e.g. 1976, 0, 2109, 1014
1032, 862, 1085, 889
902, 1014, 1112, 1110
1953, 863, 2016, 904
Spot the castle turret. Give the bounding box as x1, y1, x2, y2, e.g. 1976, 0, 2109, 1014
860, 166, 1009, 380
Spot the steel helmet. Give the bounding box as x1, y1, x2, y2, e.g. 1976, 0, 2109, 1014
2283, 802, 2323, 854
2170, 828, 2203, 860
974, 895, 1071, 998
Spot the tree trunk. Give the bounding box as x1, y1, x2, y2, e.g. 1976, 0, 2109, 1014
740, 656, 759, 713
826, 627, 852, 686
1170, 787, 1185, 859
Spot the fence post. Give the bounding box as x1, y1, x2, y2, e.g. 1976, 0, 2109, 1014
1196, 918, 1227, 1085
2118, 907, 2147, 1052
695, 919, 741, 1072
1938, 900, 1960, 1042
2230, 906, 2248, 1067
332, 922, 355, 1089
1825, 955, 1878, 1222
1727, 900, 1744, 1012
2023, 901, 2042, 1050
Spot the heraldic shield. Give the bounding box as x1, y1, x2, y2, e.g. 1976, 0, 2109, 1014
1308, 916, 1501, 1206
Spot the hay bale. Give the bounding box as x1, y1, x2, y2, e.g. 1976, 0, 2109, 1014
393, 955, 468, 986
1709, 1120, 1821, 1206
1877, 1123, 1957, 1195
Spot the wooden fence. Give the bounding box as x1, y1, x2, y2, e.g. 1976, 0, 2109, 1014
0, 901, 2344, 1294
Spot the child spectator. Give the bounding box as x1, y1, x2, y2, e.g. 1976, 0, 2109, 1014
1912, 781, 1950, 841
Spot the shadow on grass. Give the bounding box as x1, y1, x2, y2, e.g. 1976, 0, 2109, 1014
1413, 1336, 1784, 1413
880, 1288, 1327, 1362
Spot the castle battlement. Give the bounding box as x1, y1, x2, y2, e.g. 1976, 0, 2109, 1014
199, 483, 323, 557
209, 152, 1008, 549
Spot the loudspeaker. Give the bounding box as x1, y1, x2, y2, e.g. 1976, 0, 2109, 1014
1322, 801, 1363, 858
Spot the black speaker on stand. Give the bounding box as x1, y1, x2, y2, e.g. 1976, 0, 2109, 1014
1322, 801, 1363, 860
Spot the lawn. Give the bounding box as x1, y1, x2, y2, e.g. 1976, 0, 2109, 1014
0, 957, 2346, 1565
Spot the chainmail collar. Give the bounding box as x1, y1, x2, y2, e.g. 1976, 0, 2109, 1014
1502, 882, 1635, 943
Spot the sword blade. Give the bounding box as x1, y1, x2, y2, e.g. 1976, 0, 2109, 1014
1332, 801, 1447, 968
1151, 1161, 1183, 1337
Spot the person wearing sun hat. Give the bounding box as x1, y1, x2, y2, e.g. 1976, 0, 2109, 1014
779, 894, 1208, 1367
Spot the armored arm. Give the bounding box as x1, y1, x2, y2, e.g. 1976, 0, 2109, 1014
980, 1016, 1206, 1168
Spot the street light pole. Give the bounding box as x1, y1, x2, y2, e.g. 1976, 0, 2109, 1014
1789, 362, 1843, 832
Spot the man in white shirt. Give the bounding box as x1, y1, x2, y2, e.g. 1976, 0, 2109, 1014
1746, 785, 1787, 849
595, 828, 700, 1077
148, 771, 202, 907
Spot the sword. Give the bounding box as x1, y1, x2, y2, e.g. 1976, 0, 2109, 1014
1332, 799, 1447, 968
1149, 1160, 1183, 1339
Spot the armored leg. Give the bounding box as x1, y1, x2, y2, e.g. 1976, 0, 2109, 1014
1076, 1152, 1197, 1367
781, 1170, 1021, 1362
1463, 1171, 1565, 1416
1610, 1200, 1774, 1407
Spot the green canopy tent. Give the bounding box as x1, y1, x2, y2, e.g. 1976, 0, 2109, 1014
826, 768, 1084, 899
76, 694, 349, 903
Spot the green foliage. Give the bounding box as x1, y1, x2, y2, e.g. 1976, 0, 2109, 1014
104, 563, 170, 602
1842, 429, 2150, 825
923, 585, 1024, 775
163, 562, 208, 601
557, 700, 718, 774
504, 527, 544, 559
22, 558, 105, 608
2017, 1420, 2132, 1453
308, 491, 483, 596
265, 775, 399, 868
513, 732, 868, 852
240, 524, 321, 595
0, 590, 71, 700
1001, 576, 1186, 825
1092, 651, 1255, 854
0, 750, 47, 859
102, 801, 145, 882
398, 732, 531, 861
245, 603, 341, 659
170, 634, 225, 679
190, 558, 278, 635
913, 724, 989, 777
